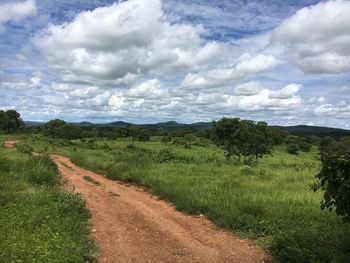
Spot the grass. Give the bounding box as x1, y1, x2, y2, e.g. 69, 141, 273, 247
83, 175, 101, 186
0, 135, 96, 262
17, 135, 350, 262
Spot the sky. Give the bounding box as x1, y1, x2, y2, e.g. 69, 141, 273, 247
0, 0, 350, 128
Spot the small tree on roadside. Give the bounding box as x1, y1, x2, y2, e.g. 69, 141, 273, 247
313, 141, 350, 221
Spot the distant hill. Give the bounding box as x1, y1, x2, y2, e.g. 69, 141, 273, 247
272, 125, 350, 139
25, 120, 349, 138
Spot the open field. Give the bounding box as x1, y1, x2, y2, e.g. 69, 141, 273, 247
17, 135, 350, 262
0, 136, 96, 262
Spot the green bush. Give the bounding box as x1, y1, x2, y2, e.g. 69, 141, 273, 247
27, 155, 59, 186
15, 143, 32, 154
287, 144, 299, 154
299, 142, 311, 152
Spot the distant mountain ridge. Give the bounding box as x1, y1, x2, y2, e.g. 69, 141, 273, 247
25, 120, 350, 138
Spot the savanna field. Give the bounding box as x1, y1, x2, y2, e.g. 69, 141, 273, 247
2, 134, 347, 262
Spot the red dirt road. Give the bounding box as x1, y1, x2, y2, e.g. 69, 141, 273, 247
4, 141, 268, 263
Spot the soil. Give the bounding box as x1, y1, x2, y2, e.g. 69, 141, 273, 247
4, 140, 268, 263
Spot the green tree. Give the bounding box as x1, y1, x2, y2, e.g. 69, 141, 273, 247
314, 141, 350, 220
0, 110, 24, 133
213, 118, 241, 160
213, 118, 272, 163
43, 119, 67, 137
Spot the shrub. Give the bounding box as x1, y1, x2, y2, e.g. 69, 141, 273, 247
287, 144, 299, 154
157, 148, 176, 162
299, 142, 311, 152
15, 143, 32, 154
27, 156, 59, 187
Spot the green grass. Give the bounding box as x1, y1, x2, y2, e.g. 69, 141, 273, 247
0, 136, 96, 262
19, 135, 350, 262
83, 175, 101, 186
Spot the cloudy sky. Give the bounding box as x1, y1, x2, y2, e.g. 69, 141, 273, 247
0, 0, 350, 128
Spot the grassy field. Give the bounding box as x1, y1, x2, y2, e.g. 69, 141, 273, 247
0, 136, 96, 262
13, 135, 350, 262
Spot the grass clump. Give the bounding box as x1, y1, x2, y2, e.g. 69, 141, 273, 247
83, 175, 101, 186
0, 143, 96, 262
27, 155, 59, 186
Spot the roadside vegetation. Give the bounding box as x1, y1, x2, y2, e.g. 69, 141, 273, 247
0, 135, 96, 262
1, 110, 349, 262
20, 134, 350, 262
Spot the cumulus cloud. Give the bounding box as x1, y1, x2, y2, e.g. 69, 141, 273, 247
273, 0, 350, 74
0, 72, 41, 90
33, 0, 223, 86
233, 82, 263, 96
128, 79, 167, 99
181, 54, 277, 89
0, 0, 36, 32
314, 102, 350, 119
269, 84, 302, 99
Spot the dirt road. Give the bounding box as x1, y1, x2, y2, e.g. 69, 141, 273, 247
4, 141, 268, 263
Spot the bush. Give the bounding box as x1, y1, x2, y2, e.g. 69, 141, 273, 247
299, 142, 311, 152
27, 156, 59, 187
15, 143, 32, 154
287, 144, 299, 154
157, 148, 177, 162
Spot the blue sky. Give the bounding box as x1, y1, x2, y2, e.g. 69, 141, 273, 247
0, 0, 350, 128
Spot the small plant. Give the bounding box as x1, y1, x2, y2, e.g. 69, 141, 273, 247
83, 176, 101, 186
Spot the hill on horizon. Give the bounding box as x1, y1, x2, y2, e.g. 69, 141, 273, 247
25, 120, 350, 138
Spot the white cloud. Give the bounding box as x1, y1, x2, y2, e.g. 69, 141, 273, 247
0, 0, 36, 32
273, 0, 350, 74
33, 0, 223, 86
233, 81, 263, 96
269, 84, 302, 99
128, 79, 167, 99
181, 54, 277, 89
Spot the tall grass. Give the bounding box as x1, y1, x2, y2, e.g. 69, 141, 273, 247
0, 141, 96, 262
22, 136, 350, 262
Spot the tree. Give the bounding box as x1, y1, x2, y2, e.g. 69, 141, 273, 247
0, 110, 24, 133
126, 124, 139, 144
43, 119, 67, 137
213, 118, 272, 163
314, 141, 350, 220
213, 118, 241, 160
137, 129, 150, 141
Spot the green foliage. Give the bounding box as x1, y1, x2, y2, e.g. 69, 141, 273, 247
27, 155, 60, 186
213, 117, 272, 163
298, 142, 311, 152
15, 143, 32, 154
314, 141, 350, 220
0, 109, 25, 133
287, 143, 299, 154
21, 136, 350, 262
43, 119, 83, 140
0, 148, 95, 262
